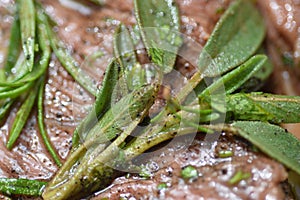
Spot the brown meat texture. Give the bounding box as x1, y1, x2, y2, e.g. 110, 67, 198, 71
0, 0, 298, 199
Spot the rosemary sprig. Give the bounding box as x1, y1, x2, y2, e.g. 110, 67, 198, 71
1, 0, 300, 199
17, 0, 35, 72
0, 0, 100, 166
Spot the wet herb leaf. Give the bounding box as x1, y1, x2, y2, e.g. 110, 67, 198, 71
232, 121, 300, 175
0, 178, 46, 196
198, 0, 265, 77
226, 93, 300, 123
134, 0, 182, 73
4, 16, 21, 75
199, 55, 267, 98
72, 59, 120, 148
18, 0, 35, 72
114, 24, 146, 91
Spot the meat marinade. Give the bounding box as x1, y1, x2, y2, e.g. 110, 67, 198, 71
0, 0, 299, 199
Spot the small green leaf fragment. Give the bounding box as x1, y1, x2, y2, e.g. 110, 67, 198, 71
139, 166, 152, 179
218, 150, 233, 158
228, 170, 251, 185
181, 165, 198, 179
157, 183, 168, 190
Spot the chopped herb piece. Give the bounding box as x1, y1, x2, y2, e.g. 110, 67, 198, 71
228, 170, 251, 185
157, 182, 168, 190
139, 166, 152, 179
181, 165, 198, 179
218, 150, 233, 158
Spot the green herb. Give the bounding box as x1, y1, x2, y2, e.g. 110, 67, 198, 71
198, 0, 265, 77
38, 76, 62, 167
43, 11, 97, 96
217, 150, 233, 158
157, 182, 168, 190
282, 52, 294, 67
72, 59, 120, 149
18, 0, 36, 72
88, 0, 105, 5
0, 178, 46, 196
232, 121, 300, 175
239, 58, 273, 92
5, 0, 300, 199
228, 170, 251, 185
0, 82, 34, 100
4, 16, 21, 74
139, 166, 152, 179
181, 165, 198, 179
134, 0, 182, 73
0, 10, 50, 88
114, 24, 146, 91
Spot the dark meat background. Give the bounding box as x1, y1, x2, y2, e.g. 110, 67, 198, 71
0, 0, 299, 199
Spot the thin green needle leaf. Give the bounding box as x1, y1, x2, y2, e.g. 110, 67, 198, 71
43, 11, 97, 96
38, 76, 62, 167
226, 93, 300, 123
0, 9, 51, 87
198, 0, 265, 77
0, 81, 33, 99
134, 0, 182, 73
17, 0, 36, 72
4, 16, 21, 75
6, 82, 39, 150
0, 178, 46, 196
232, 121, 300, 175
114, 24, 137, 68
72, 59, 120, 149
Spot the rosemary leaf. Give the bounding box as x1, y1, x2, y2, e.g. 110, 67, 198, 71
232, 121, 300, 175
134, 0, 182, 73
198, 0, 265, 77
43, 11, 97, 96
17, 0, 35, 72
6, 81, 38, 149
37, 76, 62, 167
